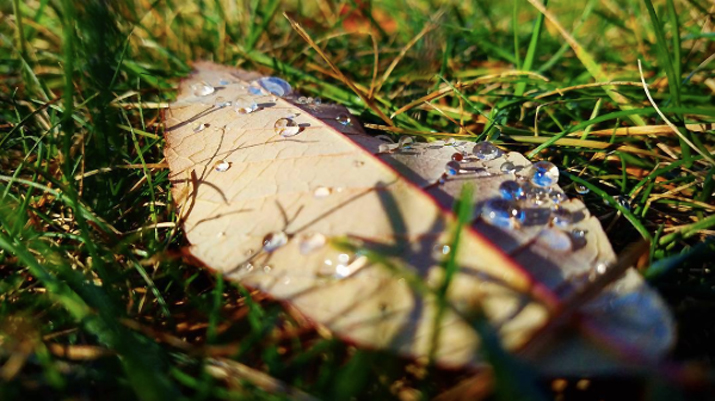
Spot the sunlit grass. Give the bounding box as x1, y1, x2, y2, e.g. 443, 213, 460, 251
1, 0, 714, 399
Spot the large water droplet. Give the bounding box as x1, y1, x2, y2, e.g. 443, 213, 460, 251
336, 113, 352, 126
575, 184, 590, 195
481, 199, 524, 228
378, 143, 396, 153
524, 184, 550, 205
399, 136, 414, 149
274, 117, 301, 137
193, 123, 209, 133
214, 160, 231, 172
445, 161, 465, 176
530, 161, 559, 187
549, 189, 567, 204
256, 77, 292, 97
263, 231, 288, 252
451, 153, 464, 162
234, 97, 258, 114
248, 86, 262, 95
500, 161, 516, 173
218, 79, 230, 86
191, 83, 215, 97
499, 180, 525, 201
214, 96, 232, 108
299, 233, 326, 254
538, 228, 572, 251
551, 208, 573, 228
472, 141, 502, 161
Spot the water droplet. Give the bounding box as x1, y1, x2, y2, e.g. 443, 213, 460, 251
530, 161, 559, 187
191, 83, 215, 97
499, 180, 525, 201
299, 233, 326, 254
262, 231, 288, 252
500, 161, 516, 173
244, 263, 254, 272
549, 189, 567, 204
248, 86, 262, 95
614, 196, 632, 211
378, 143, 395, 153
451, 153, 464, 162
538, 228, 572, 251
551, 208, 573, 228
481, 199, 524, 228
256, 77, 292, 97
313, 97, 322, 105
214, 96, 232, 108
572, 229, 587, 239
219, 79, 230, 86
263, 265, 273, 273
575, 184, 590, 195
473, 141, 502, 161
313, 186, 331, 198
214, 160, 231, 172
336, 113, 352, 126
444, 137, 456, 146
445, 161, 462, 176
274, 117, 301, 137
432, 243, 451, 259
234, 97, 258, 114
399, 136, 414, 149
296, 96, 310, 104
193, 123, 209, 133
524, 184, 550, 206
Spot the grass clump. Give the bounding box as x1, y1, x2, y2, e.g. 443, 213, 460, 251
1, 0, 714, 399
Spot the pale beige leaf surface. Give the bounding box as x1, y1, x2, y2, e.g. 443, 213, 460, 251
165, 62, 673, 371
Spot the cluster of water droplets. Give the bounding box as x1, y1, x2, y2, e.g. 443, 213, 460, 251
474, 153, 591, 251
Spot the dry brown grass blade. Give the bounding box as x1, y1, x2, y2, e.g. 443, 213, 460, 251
569, 123, 715, 137
373, 20, 436, 95
390, 71, 550, 118
532, 81, 647, 100
637, 59, 715, 165
206, 358, 320, 401
284, 13, 395, 126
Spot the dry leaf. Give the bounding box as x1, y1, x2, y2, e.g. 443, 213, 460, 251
164, 62, 673, 372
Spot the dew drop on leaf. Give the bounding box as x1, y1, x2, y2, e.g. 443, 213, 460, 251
256, 77, 292, 97
193, 123, 208, 133
472, 141, 502, 161
313, 186, 332, 198
481, 199, 524, 228
530, 161, 559, 187
549, 189, 567, 204
499, 180, 525, 201
500, 161, 516, 173
299, 233, 327, 254
214, 160, 231, 172
274, 117, 301, 137
551, 208, 573, 228
234, 97, 258, 114
336, 113, 352, 126
524, 184, 550, 205
262, 231, 288, 252
399, 136, 414, 149
191, 82, 215, 97
538, 228, 572, 251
